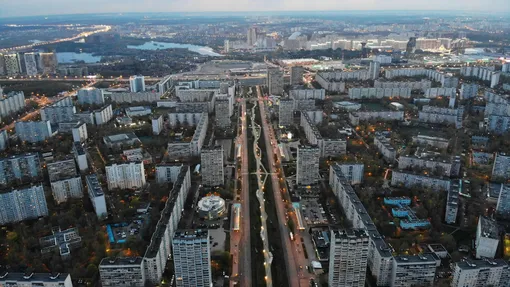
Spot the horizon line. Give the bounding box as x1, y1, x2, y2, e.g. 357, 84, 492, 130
1, 9, 507, 20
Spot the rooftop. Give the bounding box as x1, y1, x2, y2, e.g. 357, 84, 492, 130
456, 259, 508, 270
99, 257, 143, 267
173, 229, 209, 240
394, 253, 438, 264
479, 216, 499, 239
333, 229, 369, 240
0, 272, 70, 282
86, 174, 104, 198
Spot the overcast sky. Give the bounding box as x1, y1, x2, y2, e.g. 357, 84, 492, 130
1, 0, 508, 18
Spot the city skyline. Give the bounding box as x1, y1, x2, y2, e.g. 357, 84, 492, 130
2, 0, 510, 18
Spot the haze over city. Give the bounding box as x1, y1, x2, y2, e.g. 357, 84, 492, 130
2, 0, 510, 17
0, 3, 510, 287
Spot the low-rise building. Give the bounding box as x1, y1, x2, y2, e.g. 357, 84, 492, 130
125, 106, 152, 117
445, 182, 460, 224
103, 132, 141, 148
374, 134, 396, 163
412, 135, 449, 149
349, 111, 404, 125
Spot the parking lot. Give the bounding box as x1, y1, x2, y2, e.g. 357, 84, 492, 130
300, 200, 328, 226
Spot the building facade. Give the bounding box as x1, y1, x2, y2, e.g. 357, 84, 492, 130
391, 254, 437, 287
328, 229, 369, 287
99, 257, 145, 287
15, 120, 53, 143
105, 162, 146, 190
201, 147, 224, 187
0, 185, 48, 224
172, 229, 212, 287
296, 146, 320, 186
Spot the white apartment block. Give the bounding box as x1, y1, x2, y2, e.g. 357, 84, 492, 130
290, 88, 325, 100
349, 111, 404, 125
451, 259, 509, 287
0, 272, 73, 287
169, 112, 204, 127
315, 73, 346, 92
290, 66, 305, 85
201, 147, 224, 187
172, 229, 212, 287
329, 165, 394, 286
152, 115, 163, 135
279, 99, 295, 126
15, 120, 53, 143
73, 142, 88, 171
129, 75, 146, 92
296, 146, 320, 186
24, 52, 38, 76
267, 67, 284, 95
475, 216, 499, 259
336, 163, 364, 185
374, 79, 431, 92
398, 155, 461, 177
391, 254, 437, 287
424, 87, 456, 98
72, 122, 88, 143
94, 105, 113, 125
329, 229, 369, 287
99, 257, 145, 287
418, 106, 464, 129
155, 164, 184, 184
374, 134, 397, 163
0, 91, 26, 118
459, 83, 479, 100
0, 184, 48, 224
144, 166, 191, 283
460, 66, 500, 88
105, 162, 146, 190
86, 174, 107, 218
384, 68, 458, 88
349, 87, 411, 99
41, 105, 76, 124
109, 92, 160, 103
0, 129, 8, 151
190, 113, 208, 156
77, 87, 105, 105
391, 170, 451, 191
51, 176, 83, 204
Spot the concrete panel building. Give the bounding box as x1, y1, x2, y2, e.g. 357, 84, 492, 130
296, 146, 320, 186
172, 229, 212, 287
328, 229, 369, 287
201, 147, 224, 187
105, 162, 146, 190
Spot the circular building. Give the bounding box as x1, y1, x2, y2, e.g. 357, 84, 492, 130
197, 195, 226, 220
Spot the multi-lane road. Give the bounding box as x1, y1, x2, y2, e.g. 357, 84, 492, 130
230, 99, 251, 287
256, 86, 316, 287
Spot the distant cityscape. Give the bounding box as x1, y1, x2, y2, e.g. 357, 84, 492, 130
0, 8, 510, 287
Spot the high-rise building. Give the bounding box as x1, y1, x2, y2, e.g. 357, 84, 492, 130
279, 99, 294, 126
38, 52, 57, 74
201, 146, 224, 187
369, 61, 381, 80
406, 37, 417, 55
24, 52, 38, 76
15, 120, 53, 143
129, 75, 146, 92
93, 105, 113, 125
86, 174, 107, 218
247, 27, 258, 46
0, 153, 42, 186
172, 229, 212, 287
99, 257, 145, 287
336, 163, 364, 185
267, 67, 284, 95
0, 184, 48, 224
4, 54, 20, 76
451, 259, 510, 287
105, 162, 146, 190
290, 66, 305, 85
214, 99, 231, 128
328, 229, 369, 287
77, 87, 105, 105
391, 254, 438, 287
73, 142, 88, 171
152, 115, 163, 135
0, 91, 26, 118
476, 216, 499, 259
0, 54, 6, 75
296, 146, 320, 186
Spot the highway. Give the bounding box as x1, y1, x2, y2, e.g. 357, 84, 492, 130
257, 86, 316, 286
230, 99, 251, 287
0, 25, 111, 53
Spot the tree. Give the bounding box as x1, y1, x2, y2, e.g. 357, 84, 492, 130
440, 233, 457, 253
